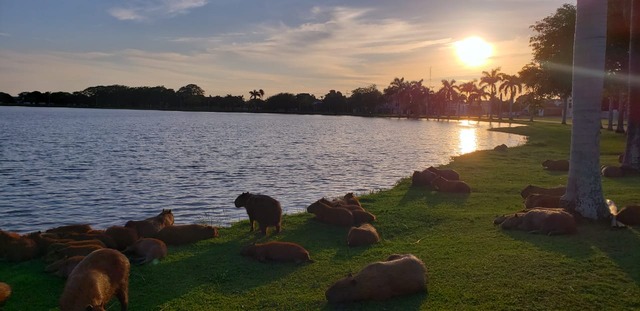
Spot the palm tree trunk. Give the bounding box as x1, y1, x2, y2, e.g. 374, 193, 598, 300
607, 97, 614, 131
616, 94, 627, 133
622, 0, 640, 172
561, 96, 569, 124
562, 0, 608, 220
509, 94, 515, 121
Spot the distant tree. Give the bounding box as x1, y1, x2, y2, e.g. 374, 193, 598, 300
266, 93, 297, 112
178, 84, 205, 97
458, 80, 479, 118
384, 77, 411, 114
437, 79, 461, 117
249, 89, 265, 100
349, 85, 383, 114
499, 74, 523, 120
480, 67, 502, 120
323, 90, 348, 114
0, 92, 15, 104
295, 93, 317, 113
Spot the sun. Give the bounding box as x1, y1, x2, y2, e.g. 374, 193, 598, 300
454, 36, 493, 67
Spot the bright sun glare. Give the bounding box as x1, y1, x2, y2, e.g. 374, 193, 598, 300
454, 36, 493, 67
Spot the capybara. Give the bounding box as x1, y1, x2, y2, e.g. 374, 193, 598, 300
352, 210, 377, 226
125, 209, 174, 238
45, 244, 104, 263
155, 224, 218, 246
494, 144, 508, 152
0, 230, 21, 257
347, 224, 380, 247
601, 165, 625, 178
411, 169, 438, 187
123, 238, 167, 264
325, 254, 427, 303
524, 194, 562, 209
542, 159, 569, 171
616, 205, 640, 226
59, 248, 130, 311
431, 176, 471, 193
343, 193, 362, 207
0, 282, 10, 305
234, 192, 283, 235
45, 224, 92, 235
46, 239, 107, 253
45, 256, 85, 278
427, 166, 460, 180
520, 185, 566, 199
3, 234, 39, 262
54, 231, 117, 249
307, 200, 354, 227
241, 241, 312, 263
497, 209, 577, 235
105, 226, 139, 251
319, 198, 365, 212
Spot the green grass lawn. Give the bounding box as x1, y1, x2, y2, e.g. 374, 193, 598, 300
2, 121, 640, 310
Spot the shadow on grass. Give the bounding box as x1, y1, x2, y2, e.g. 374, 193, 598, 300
320, 291, 428, 310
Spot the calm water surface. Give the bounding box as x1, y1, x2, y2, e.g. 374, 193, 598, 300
0, 107, 526, 233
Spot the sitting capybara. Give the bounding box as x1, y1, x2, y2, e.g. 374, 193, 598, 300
45, 244, 104, 263
307, 200, 354, 227
105, 226, 139, 251
125, 209, 174, 238
411, 169, 438, 187
45, 255, 85, 278
352, 210, 376, 226
0, 282, 10, 305
123, 238, 167, 264
325, 254, 427, 303
45, 224, 93, 235
235, 192, 283, 235
524, 194, 562, 209
59, 248, 130, 311
616, 205, 640, 226
347, 224, 380, 247
155, 224, 218, 246
496, 209, 576, 235
241, 241, 312, 263
542, 159, 569, 171
601, 165, 625, 178
427, 166, 460, 180
431, 176, 471, 193
520, 185, 566, 199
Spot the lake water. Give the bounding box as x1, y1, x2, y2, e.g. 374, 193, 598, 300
0, 106, 526, 233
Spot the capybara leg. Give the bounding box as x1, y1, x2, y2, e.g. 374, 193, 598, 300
275, 224, 281, 233
259, 225, 267, 235
249, 219, 255, 232
117, 284, 129, 311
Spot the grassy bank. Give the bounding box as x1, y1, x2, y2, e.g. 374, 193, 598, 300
1, 121, 639, 310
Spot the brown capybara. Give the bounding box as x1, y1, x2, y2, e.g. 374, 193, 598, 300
307, 201, 354, 227
59, 248, 130, 311
45, 244, 104, 263
542, 159, 569, 171
524, 194, 562, 209
497, 209, 576, 235
431, 176, 471, 193
427, 166, 460, 181
319, 198, 365, 212
347, 224, 380, 247
352, 210, 377, 226
241, 241, 312, 263
3, 234, 39, 262
0, 230, 21, 257
45, 256, 85, 278
123, 238, 167, 264
343, 193, 362, 207
105, 226, 139, 251
45, 224, 92, 235
494, 144, 508, 152
411, 169, 438, 187
46, 239, 107, 253
155, 224, 218, 246
601, 165, 625, 178
0, 282, 10, 305
325, 254, 427, 303
125, 209, 175, 238
234, 192, 283, 235
519, 184, 566, 199
616, 205, 640, 226
54, 231, 117, 249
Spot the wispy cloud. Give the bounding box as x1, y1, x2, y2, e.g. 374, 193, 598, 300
109, 0, 208, 22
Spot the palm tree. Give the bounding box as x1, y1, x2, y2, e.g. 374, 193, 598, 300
458, 80, 479, 119
384, 77, 411, 115
438, 79, 460, 117
622, 0, 640, 171
480, 67, 502, 120
469, 84, 490, 121
249, 89, 264, 100
562, 0, 608, 220
498, 74, 523, 121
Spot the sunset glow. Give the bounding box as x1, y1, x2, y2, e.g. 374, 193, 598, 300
454, 36, 493, 67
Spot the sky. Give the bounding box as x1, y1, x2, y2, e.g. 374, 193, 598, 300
0, 0, 575, 98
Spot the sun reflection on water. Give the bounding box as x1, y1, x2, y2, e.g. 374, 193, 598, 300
459, 127, 478, 154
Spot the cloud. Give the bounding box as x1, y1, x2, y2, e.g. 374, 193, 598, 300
109, 0, 208, 22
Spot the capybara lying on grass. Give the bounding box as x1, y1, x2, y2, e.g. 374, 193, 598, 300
411, 169, 438, 187
59, 248, 130, 311
125, 209, 175, 238
235, 192, 283, 235
241, 241, 312, 263
427, 166, 460, 180
307, 200, 354, 227
155, 224, 218, 246
45, 244, 104, 263
45, 256, 85, 278
347, 224, 380, 247
0, 282, 11, 305
105, 226, 139, 251
319, 198, 364, 212
45, 224, 92, 235
325, 254, 427, 303
123, 238, 167, 264
1, 233, 39, 262
0, 230, 21, 257
431, 176, 471, 193
524, 194, 562, 209
54, 231, 117, 249
616, 205, 640, 226
542, 159, 569, 171
343, 193, 362, 207
494, 144, 508, 152
496, 209, 577, 235
601, 165, 625, 178
520, 184, 566, 199
352, 210, 376, 225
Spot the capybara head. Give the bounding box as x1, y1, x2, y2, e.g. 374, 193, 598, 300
158, 209, 175, 226
240, 244, 257, 257
234, 192, 251, 207
325, 273, 357, 303
499, 213, 524, 230
307, 200, 325, 214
